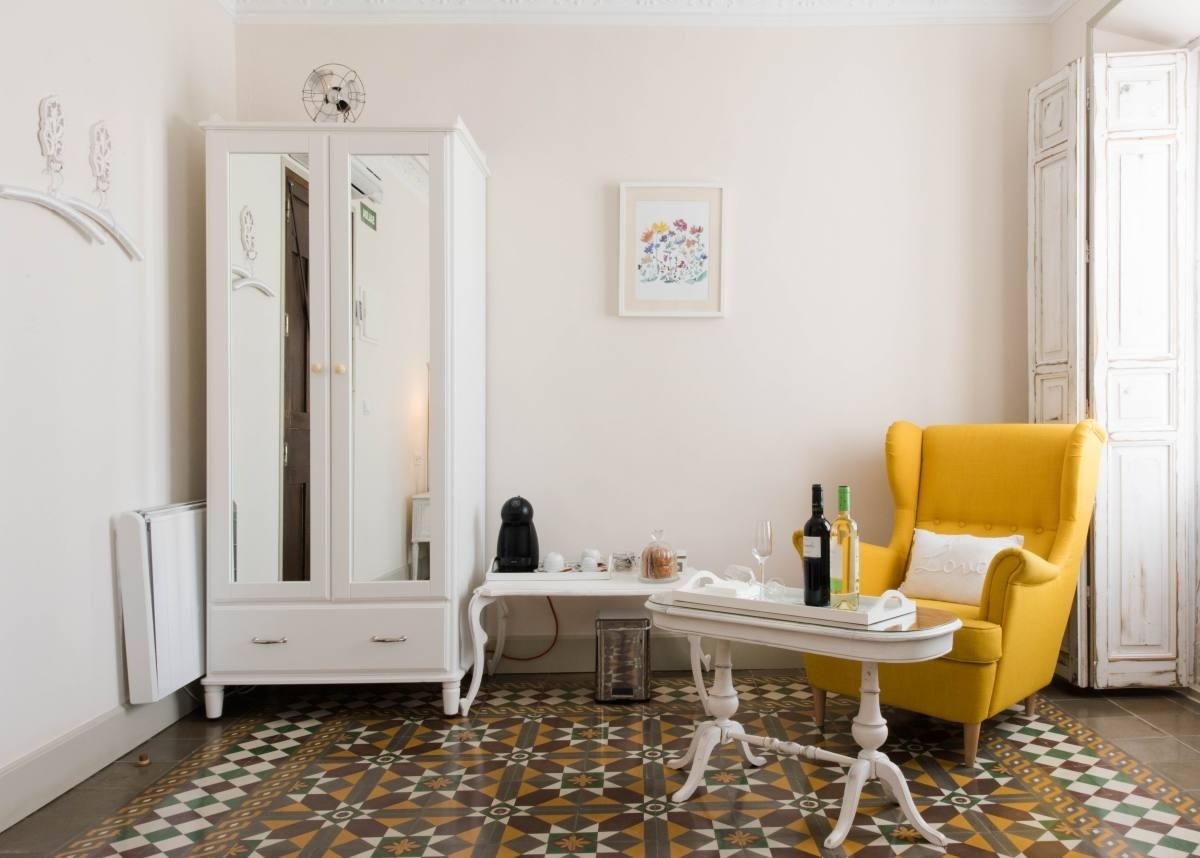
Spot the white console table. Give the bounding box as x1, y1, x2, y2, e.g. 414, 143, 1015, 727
460, 569, 700, 716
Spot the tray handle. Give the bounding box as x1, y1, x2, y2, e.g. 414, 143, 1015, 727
680, 569, 722, 591
879, 589, 913, 611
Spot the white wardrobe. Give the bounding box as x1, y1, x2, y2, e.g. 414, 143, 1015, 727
203, 122, 487, 716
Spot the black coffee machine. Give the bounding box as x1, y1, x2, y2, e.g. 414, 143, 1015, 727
496, 496, 539, 572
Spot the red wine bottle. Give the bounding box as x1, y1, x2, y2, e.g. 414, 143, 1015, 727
802, 484, 831, 606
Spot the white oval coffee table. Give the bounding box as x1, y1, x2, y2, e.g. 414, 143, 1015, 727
646, 593, 962, 850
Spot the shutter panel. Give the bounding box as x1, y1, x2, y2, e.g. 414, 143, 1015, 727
1028, 60, 1088, 683
1090, 51, 1192, 688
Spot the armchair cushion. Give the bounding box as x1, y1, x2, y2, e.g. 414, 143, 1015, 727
900, 529, 1024, 605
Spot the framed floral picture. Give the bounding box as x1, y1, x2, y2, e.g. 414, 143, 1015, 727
618, 182, 725, 317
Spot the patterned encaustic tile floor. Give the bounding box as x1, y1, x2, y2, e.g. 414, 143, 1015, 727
49, 673, 1200, 857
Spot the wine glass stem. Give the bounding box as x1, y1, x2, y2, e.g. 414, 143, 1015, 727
758, 559, 766, 589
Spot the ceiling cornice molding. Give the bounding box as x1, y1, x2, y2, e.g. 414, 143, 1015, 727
1044, 0, 1081, 25
227, 0, 1065, 25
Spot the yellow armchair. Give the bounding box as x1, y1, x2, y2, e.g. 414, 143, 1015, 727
798, 420, 1106, 765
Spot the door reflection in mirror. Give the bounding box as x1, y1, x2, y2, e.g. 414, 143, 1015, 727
228, 153, 311, 583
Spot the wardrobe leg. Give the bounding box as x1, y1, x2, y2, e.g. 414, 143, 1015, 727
442, 680, 461, 717
204, 685, 225, 719
1025, 694, 1037, 717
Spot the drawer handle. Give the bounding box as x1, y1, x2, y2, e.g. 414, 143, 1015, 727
251, 636, 288, 645
371, 635, 408, 643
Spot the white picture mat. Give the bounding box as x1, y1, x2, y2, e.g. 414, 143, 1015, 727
618, 183, 725, 317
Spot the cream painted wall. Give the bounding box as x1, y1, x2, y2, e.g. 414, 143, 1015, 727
0, 0, 234, 772
237, 22, 1048, 650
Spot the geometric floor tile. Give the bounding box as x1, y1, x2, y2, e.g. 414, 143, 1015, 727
54, 672, 1200, 857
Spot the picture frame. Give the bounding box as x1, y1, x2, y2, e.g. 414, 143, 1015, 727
618, 182, 725, 317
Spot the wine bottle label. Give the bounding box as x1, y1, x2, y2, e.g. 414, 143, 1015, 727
803, 536, 822, 559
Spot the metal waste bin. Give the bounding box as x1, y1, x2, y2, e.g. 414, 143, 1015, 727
595, 615, 651, 702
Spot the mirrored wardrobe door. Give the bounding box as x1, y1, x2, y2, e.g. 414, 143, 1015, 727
328, 134, 438, 598
211, 132, 329, 601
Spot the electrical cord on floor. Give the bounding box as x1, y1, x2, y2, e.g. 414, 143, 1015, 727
489, 596, 559, 662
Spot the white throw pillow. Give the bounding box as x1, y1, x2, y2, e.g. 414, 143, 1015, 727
899, 529, 1024, 606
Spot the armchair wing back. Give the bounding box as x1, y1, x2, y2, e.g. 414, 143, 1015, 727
802, 420, 1106, 765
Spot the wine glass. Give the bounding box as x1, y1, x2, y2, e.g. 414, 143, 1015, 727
751, 520, 774, 590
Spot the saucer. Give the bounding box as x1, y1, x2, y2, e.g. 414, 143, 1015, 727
638, 573, 679, 584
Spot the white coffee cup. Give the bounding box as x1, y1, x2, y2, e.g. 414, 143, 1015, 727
580, 556, 599, 573
544, 552, 565, 573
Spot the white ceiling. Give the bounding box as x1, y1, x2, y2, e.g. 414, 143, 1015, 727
222, 0, 1076, 25
1096, 0, 1200, 48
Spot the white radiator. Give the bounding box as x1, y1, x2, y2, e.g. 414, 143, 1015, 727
115, 501, 206, 704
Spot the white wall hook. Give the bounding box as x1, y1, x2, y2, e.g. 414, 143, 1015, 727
1, 98, 142, 260
67, 119, 143, 260
38, 96, 66, 193
0, 183, 109, 243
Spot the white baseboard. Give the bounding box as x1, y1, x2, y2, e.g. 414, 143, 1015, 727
0, 688, 198, 833
1181, 685, 1200, 706
490, 634, 806, 674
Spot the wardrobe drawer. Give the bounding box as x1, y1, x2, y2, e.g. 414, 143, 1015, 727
209, 605, 448, 674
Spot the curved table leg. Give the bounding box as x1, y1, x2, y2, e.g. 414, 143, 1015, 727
460, 592, 496, 717
877, 758, 948, 846
671, 723, 722, 802
667, 724, 705, 771
730, 718, 767, 767
487, 598, 508, 675
878, 773, 898, 804
824, 758, 871, 849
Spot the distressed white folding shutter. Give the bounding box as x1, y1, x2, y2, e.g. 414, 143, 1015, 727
1091, 51, 1194, 688
1027, 60, 1088, 683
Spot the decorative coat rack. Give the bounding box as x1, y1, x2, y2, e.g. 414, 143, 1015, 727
0, 96, 143, 261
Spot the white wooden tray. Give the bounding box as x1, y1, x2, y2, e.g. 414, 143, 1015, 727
668, 572, 915, 628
